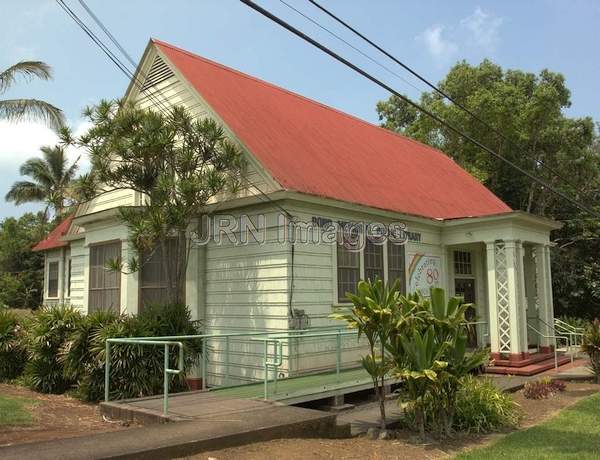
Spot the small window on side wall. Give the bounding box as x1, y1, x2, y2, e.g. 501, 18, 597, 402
139, 239, 179, 310
48, 261, 59, 298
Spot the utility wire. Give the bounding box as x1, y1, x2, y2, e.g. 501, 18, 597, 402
305, 0, 584, 194
55, 0, 294, 219
240, 0, 600, 219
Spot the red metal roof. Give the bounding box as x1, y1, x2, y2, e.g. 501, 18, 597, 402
158, 40, 511, 220
32, 215, 73, 252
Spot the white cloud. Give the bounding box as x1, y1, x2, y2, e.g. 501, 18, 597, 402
0, 119, 91, 178
418, 8, 503, 62
460, 7, 503, 51
419, 25, 458, 61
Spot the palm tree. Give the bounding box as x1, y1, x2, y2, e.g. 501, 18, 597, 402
0, 61, 65, 131
6, 145, 79, 219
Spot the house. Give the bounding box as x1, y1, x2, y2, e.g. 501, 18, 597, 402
33, 39, 562, 380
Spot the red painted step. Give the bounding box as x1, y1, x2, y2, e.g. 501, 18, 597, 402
491, 352, 556, 368
486, 355, 572, 376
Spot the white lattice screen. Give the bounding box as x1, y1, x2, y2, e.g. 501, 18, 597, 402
495, 241, 511, 353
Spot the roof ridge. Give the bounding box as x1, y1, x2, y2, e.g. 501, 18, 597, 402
151, 38, 454, 164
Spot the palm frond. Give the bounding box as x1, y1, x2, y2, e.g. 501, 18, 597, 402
0, 98, 65, 131
5, 181, 46, 204
19, 157, 55, 188
0, 61, 52, 93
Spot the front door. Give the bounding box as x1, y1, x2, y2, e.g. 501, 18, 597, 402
454, 278, 478, 347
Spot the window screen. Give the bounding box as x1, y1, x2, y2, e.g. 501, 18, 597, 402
364, 238, 384, 282
139, 239, 178, 309
48, 261, 59, 298
388, 242, 406, 293
337, 243, 360, 302
89, 242, 121, 313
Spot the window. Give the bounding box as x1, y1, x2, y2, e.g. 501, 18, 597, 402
67, 259, 72, 298
337, 243, 360, 302
336, 237, 407, 303
139, 240, 178, 309
454, 250, 473, 276
364, 239, 384, 282
89, 242, 121, 313
47, 261, 59, 298
388, 242, 406, 293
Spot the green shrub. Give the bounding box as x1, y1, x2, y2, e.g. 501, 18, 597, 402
24, 305, 83, 393
402, 375, 521, 434
0, 309, 27, 381
66, 303, 202, 402
452, 376, 521, 433
582, 319, 600, 383
60, 309, 120, 401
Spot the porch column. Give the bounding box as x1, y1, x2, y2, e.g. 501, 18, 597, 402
536, 244, 555, 351
507, 240, 529, 358
487, 240, 529, 360
485, 241, 500, 357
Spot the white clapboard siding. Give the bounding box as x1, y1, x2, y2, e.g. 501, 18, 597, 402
79, 50, 276, 218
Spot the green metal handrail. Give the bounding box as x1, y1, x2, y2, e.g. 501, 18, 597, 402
527, 324, 571, 368
252, 329, 360, 400
104, 338, 184, 416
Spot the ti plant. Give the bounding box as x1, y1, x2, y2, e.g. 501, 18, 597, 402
332, 277, 401, 430
582, 319, 600, 383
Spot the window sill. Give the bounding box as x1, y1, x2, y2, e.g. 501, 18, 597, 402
332, 303, 353, 309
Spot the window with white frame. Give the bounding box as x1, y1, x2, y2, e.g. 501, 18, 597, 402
47, 261, 59, 298
139, 239, 178, 310
89, 241, 121, 313
336, 237, 407, 304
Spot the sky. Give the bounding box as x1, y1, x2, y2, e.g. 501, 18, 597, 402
0, 0, 599, 219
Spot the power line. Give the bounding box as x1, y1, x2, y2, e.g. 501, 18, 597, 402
55, 0, 294, 220
305, 0, 585, 194
240, 0, 600, 219
277, 0, 423, 95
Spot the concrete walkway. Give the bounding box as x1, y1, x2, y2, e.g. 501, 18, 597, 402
0, 402, 345, 460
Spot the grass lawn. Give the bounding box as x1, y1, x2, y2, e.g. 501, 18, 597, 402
0, 393, 36, 426
457, 391, 600, 460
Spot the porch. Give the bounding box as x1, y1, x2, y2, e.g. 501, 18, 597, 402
442, 211, 573, 374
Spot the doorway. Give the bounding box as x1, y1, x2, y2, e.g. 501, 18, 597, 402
454, 278, 478, 348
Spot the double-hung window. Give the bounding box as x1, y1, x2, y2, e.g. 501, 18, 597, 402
88, 241, 121, 313
336, 229, 407, 303
139, 239, 178, 310
47, 261, 59, 298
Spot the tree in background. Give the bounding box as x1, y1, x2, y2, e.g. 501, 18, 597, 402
376, 60, 600, 319
62, 100, 245, 305
5, 145, 81, 221
0, 212, 49, 308
0, 61, 65, 131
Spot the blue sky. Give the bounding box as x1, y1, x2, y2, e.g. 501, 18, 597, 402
1, 0, 598, 219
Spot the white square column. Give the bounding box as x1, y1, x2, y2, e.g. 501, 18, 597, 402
535, 244, 555, 350
487, 240, 529, 360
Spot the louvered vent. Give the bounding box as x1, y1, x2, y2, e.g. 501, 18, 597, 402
140, 55, 174, 92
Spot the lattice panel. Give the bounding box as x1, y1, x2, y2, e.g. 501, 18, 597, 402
532, 246, 540, 311
495, 241, 511, 353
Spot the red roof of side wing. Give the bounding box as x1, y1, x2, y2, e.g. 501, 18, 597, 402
155, 40, 511, 220
32, 215, 72, 252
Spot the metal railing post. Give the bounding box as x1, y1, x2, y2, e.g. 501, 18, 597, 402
104, 340, 111, 402
263, 340, 268, 400
164, 343, 169, 416
336, 331, 341, 383
202, 339, 207, 390
273, 340, 278, 395
225, 336, 231, 386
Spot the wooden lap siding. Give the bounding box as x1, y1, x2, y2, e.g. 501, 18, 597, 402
88, 241, 121, 313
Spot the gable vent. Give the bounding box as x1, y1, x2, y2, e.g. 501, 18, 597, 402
140, 55, 174, 92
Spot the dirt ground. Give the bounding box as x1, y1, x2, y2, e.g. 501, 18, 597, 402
0, 383, 132, 447
186, 381, 600, 460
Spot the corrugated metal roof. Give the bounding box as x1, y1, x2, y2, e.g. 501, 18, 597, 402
155, 39, 511, 220
32, 215, 73, 252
